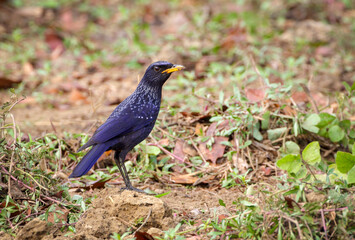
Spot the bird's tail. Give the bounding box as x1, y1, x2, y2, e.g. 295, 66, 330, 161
69, 144, 108, 178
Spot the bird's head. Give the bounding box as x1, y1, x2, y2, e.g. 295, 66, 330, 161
141, 61, 185, 87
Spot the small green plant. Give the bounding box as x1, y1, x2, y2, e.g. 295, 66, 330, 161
277, 141, 355, 184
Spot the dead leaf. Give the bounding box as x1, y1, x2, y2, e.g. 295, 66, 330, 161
135, 231, 155, 240
315, 46, 334, 57
283, 105, 297, 116
158, 138, 169, 146
16, 7, 43, 18
218, 214, 229, 222
233, 155, 248, 173
195, 123, 204, 136
0, 76, 22, 89
245, 88, 265, 102
206, 122, 217, 136
173, 140, 186, 161
23, 62, 35, 75
284, 196, 294, 209
171, 174, 199, 185
260, 165, 272, 176
291, 91, 308, 104
45, 29, 65, 58
81, 178, 111, 190
221, 25, 247, 50
0, 202, 22, 218
60, 9, 88, 32
186, 237, 201, 240
183, 143, 197, 157
199, 136, 228, 164
47, 205, 69, 223
69, 89, 89, 104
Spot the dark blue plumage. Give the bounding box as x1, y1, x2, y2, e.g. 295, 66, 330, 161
69, 61, 184, 192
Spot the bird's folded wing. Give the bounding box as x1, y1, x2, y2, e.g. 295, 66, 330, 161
80, 112, 155, 148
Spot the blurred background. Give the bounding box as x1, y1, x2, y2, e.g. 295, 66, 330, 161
0, 0, 354, 135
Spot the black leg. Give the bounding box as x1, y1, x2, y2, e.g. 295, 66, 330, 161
114, 152, 128, 186
114, 151, 145, 193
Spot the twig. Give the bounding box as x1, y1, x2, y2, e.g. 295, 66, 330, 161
320, 208, 329, 240
7, 114, 17, 199
300, 83, 319, 114
189, 137, 207, 163
8, 96, 26, 112
134, 208, 152, 234
14, 167, 49, 191
281, 214, 304, 239
148, 136, 185, 163
0, 165, 73, 207
249, 55, 266, 87
13, 211, 45, 229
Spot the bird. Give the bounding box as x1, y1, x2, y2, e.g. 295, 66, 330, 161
69, 61, 184, 193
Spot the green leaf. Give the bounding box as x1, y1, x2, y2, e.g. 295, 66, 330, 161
219, 199, 226, 207
348, 166, 355, 184
277, 154, 302, 173
252, 126, 263, 141
261, 111, 270, 130
336, 151, 355, 173
342, 82, 351, 93
339, 120, 351, 130
351, 81, 355, 91
302, 141, 321, 165
239, 140, 252, 149
240, 200, 257, 207
155, 191, 171, 198
317, 113, 336, 128
352, 143, 355, 155
328, 125, 345, 142
267, 127, 287, 141
349, 129, 355, 139
146, 145, 161, 155
293, 166, 307, 179
302, 114, 320, 133
293, 120, 300, 137
285, 141, 300, 155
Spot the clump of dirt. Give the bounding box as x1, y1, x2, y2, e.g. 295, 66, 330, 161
73, 189, 173, 239
15, 218, 55, 240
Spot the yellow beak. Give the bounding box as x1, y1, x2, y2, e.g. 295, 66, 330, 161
162, 65, 185, 74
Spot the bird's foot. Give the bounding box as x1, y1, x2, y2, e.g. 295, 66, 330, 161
120, 186, 146, 194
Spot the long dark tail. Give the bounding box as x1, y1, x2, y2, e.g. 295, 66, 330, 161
69, 144, 108, 178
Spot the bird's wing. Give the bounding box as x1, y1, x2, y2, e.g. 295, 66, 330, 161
93, 115, 154, 143
78, 106, 159, 151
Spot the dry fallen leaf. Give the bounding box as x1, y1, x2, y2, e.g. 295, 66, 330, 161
173, 140, 186, 161
171, 174, 199, 184
245, 88, 266, 102
47, 206, 69, 223
135, 231, 155, 240
0, 76, 22, 89
199, 136, 228, 164
69, 89, 89, 104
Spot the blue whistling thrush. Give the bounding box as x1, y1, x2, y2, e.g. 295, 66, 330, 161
69, 61, 184, 193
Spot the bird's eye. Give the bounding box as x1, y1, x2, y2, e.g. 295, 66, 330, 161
154, 66, 160, 72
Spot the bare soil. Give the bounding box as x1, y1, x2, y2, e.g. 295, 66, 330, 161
12, 185, 242, 239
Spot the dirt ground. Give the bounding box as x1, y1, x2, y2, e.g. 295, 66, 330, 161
8, 184, 242, 239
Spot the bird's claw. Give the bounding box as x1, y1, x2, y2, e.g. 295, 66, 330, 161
120, 186, 146, 194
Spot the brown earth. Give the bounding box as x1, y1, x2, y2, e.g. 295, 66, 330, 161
13, 185, 242, 239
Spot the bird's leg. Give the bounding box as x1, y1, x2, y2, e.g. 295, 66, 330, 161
114, 152, 129, 187
114, 151, 145, 193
